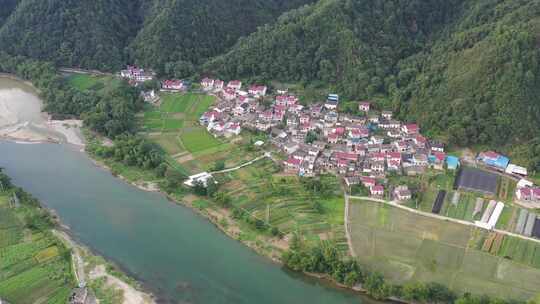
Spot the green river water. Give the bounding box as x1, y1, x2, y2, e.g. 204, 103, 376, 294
0, 79, 376, 304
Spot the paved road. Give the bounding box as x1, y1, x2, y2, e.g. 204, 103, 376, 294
347, 195, 540, 245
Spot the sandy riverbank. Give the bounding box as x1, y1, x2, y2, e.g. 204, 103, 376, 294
0, 75, 85, 146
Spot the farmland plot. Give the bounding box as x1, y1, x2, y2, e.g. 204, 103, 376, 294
348, 199, 540, 300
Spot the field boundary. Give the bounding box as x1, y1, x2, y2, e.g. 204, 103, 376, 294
348, 196, 540, 245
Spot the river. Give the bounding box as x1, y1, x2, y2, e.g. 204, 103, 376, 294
0, 78, 374, 303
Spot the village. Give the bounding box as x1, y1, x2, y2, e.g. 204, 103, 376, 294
120, 66, 540, 241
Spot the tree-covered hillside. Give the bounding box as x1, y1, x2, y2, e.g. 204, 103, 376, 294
204, 0, 540, 170
0, 0, 18, 27
128, 0, 316, 77
0, 0, 314, 73
0, 0, 142, 70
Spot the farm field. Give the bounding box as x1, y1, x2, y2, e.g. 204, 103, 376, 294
0, 192, 75, 303
66, 74, 105, 91
180, 128, 222, 153
348, 199, 540, 301
141, 92, 231, 164
216, 159, 349, 252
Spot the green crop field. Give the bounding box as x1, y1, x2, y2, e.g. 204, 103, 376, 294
180, 128, 223, 153
141, 93, 222, 158
160, 93, 198, 113
66, 74, 104, 91
0, 193, 75, 304
216, 160, 348, 251
348, 199, 540, 300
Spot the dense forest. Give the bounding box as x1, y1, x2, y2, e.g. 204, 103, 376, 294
0, 0, 314, 73
128, 0, 316, 76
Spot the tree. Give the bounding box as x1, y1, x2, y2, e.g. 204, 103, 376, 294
164, 168, 186, 192
305, 130, 318, 144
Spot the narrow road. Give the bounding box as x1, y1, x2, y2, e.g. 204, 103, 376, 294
210, 152, 272, 174
347, 196, 540, 245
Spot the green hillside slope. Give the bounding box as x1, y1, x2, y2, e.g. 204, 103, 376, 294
0, 0, 314, 73
128, 0, 316, 76
0, 0, 18, 27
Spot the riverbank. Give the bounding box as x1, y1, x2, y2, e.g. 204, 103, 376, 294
0, 75, 85, 146
87, 146, 287, 264
53, 229, 156, 304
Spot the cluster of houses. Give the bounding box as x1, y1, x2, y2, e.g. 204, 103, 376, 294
120, 65, 155, 83
198, 78, 463, 199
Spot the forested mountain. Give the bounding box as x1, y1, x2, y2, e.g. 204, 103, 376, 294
204, 0, 540, 169
129, 0, 317, 77
0, 0, 18, 26
0, 0, 142, 70
0, 0, 314, 72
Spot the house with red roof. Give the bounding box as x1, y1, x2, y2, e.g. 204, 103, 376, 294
429, 152, 447, 170
214, 80, 224, 90
414, 134, 427, 148
369, 152, 386, 162
199, 111, 220, 125
223, 87, 236, 100
516, 187, 540, 202
402, 123, 419, 135
225, 122, 241, 136
386, 152, 402, 164
360, 176, 376, 188
370, 184, 384, 197
327, 133, 339, 144
349, 127, 369, 139
284, 157, 302, 172
299, 115, 310, 125
162, 79, 183, 91
249, 85, 267, 97
227, 80, 242, 90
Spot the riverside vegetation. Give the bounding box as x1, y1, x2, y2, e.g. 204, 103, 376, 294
0, 169, 76, 303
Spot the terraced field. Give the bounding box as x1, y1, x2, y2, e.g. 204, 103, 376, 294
216, 160, 349, 252
0, 193, 75, 303
348, 199, 540, 301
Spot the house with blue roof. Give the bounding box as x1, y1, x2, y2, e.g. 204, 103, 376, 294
477, 151, 509, 170
325, 94, 340, 110
446, 155, 460, 170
